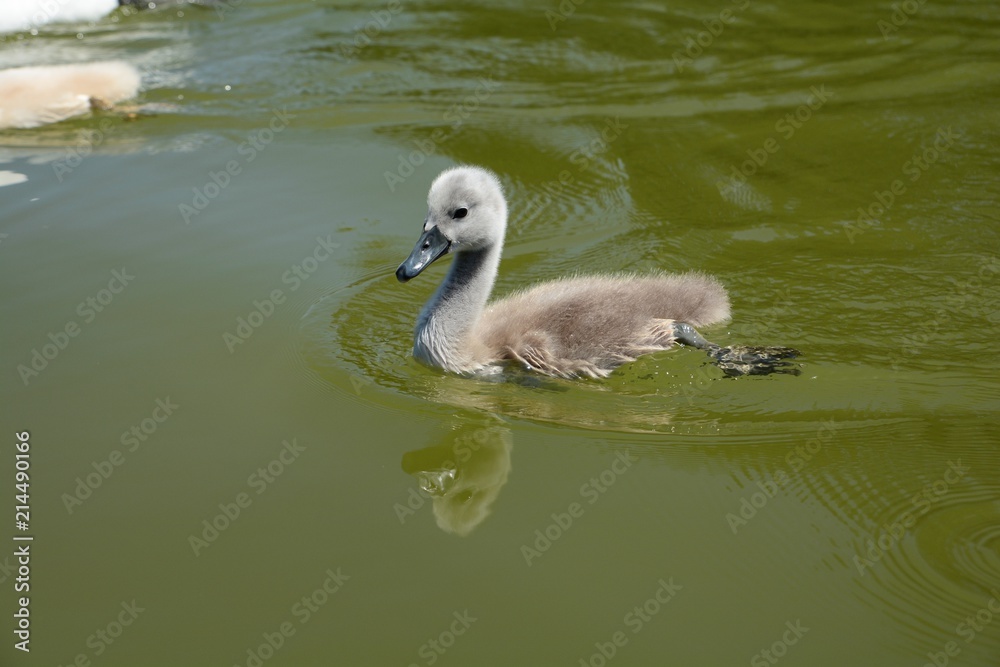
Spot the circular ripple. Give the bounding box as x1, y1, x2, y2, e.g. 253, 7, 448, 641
836, 463, 1000, 655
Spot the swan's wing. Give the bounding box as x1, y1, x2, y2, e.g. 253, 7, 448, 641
477, 273, 730, 375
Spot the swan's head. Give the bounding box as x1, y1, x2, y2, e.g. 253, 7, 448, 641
396, 165, 507, 282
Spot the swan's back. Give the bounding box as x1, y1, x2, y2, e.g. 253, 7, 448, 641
475, 272, 730, 377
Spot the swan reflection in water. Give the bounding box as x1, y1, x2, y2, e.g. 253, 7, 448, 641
400, 417, 512, 536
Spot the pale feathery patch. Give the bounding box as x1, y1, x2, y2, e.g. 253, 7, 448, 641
0, 61, 140, 130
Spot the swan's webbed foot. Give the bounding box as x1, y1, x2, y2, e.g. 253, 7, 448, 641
671, 322, 800, 377
708, 345, 801, 376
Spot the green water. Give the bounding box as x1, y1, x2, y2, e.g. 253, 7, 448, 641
2, 1, 999, 665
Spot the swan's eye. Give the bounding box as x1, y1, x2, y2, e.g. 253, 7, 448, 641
452, 207, 468, 220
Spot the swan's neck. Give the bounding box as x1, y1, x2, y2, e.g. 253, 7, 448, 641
414, 243, 502, 373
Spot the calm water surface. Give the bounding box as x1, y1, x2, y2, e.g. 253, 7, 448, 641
2, 1, 999, 665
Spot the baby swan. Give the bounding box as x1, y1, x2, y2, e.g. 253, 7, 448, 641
397, 166, 791, 379
0, 62, 140, 130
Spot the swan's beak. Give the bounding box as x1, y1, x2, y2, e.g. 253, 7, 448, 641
396, 226, 451, 282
